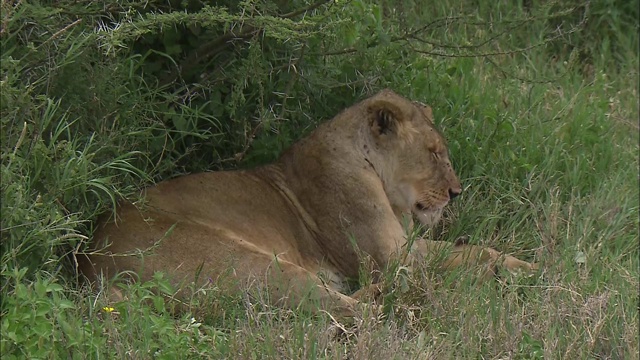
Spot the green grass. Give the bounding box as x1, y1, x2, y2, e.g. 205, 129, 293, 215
1, 0, 638, 359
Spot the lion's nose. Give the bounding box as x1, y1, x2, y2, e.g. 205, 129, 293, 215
448, 187, 461, 200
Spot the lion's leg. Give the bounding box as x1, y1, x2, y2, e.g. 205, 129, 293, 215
413, 239, 537, 280
269, 264, 361, 317
227, 252, 363, 317
350, 283, 383, 302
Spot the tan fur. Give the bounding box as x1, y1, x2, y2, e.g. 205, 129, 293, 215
78, 89, 537, 317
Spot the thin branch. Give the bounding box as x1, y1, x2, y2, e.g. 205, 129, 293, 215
37, 18, 82, 48
401, 15, 469, 38
486, 57, 570, 84
280, 44, 307, 120
407, 13, 586, 59
0, 0, 23, 37
408, 42, 545, 58
317, 4, 587, 59
407, 19, 528, 50
215, 118, 265, 164
320, 47, 359, 56
280, 0, 332, 19
317, 15, 470, 56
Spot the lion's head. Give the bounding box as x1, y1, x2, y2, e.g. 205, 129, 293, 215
362, 90, 462, 227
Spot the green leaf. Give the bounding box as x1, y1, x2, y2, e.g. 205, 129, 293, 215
35, 280, 47, 297
46, 282, 63, 293
152, 296, 166, 313
57, 299, 75, 310
15, 284, 28, 299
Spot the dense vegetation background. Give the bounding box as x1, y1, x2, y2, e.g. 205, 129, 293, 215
1, 0, 637, 358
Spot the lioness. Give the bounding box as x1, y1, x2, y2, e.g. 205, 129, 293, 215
79, 89, 536, 316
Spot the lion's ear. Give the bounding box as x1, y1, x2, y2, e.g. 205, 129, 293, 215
368, 98, 407, 137
412, 101, 434, 124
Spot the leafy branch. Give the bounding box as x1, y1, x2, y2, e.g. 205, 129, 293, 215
158, 0, 332, 85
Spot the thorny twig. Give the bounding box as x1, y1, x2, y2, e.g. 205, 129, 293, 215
0, 0, 22, 37
38, 18, 83, 48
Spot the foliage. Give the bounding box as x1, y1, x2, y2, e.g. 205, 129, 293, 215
1, 0, 637, 358
545, 0, 639, 68
1, 270, 231, 358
